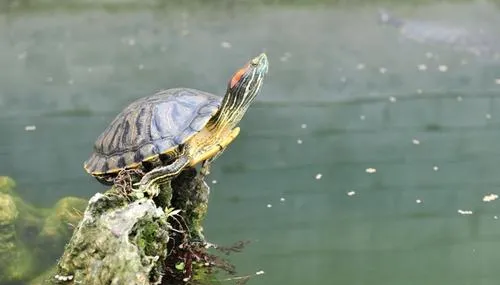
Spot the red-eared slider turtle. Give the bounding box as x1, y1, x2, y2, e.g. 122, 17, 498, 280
84, 53, 268, 192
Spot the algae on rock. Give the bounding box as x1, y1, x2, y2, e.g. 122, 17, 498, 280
56, 191, 170, 284
170, 167, 210, 242
0, 176, 88, 284
0, 191, 36, 283
0, 176, 16, 194
53, 167, 232, 285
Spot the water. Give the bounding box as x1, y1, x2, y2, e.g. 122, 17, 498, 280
1, 1, 500, 284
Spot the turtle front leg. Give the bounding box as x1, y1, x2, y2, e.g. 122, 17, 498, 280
194, 127, 241, 177
199, 146, 227, 176
135, 155, 190, 197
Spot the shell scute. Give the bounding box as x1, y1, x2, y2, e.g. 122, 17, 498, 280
84, 88, 222, 175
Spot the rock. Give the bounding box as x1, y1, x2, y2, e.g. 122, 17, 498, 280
52, 166, 239, 285
0, 176, 87, 284
38, 197, 87, 262
170, 167, 210, 242
39, 197, 87, 242
0, 176, 16, 195
0, 192, 36, 283
56, 191, 170, 284
0, 193, 18, 223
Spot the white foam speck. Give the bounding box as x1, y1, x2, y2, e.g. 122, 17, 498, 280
483, 194, 498, 202
458, 209, 473, 215
24, 125, 36, 131
438, 65, 448, 72
221, 41, 232, 49
366, 168, 376, 174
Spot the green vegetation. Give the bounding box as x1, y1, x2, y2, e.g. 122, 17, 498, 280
0, 176, 87, 284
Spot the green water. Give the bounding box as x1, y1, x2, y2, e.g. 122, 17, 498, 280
2, 1, 500, 284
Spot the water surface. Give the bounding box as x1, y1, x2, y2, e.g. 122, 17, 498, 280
1, 2, 500, 284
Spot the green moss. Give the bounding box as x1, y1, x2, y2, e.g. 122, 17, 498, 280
132, 218, 167, 257
29, 265, 57, 285
40, 196, 87, 239
0, 193, 18, 224
55, 191, 170, 284
0, 176, 16, 195
0, 192, 36, 283
192, 266, 223, 285
170, 168, 210, 242
2, 244, 36, 281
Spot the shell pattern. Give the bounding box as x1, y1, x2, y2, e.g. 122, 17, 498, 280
84, 88, 221, 175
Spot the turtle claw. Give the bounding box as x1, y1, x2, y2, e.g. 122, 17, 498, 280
200, 161, 211, 176
132, 155, 190, 198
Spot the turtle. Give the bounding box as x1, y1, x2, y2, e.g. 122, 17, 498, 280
84, 53, 268, 194
377, 8, 499, 57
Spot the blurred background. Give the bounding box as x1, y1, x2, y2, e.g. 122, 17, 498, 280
2, 0, 500, 284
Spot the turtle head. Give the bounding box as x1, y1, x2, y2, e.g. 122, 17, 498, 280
214, 53, 268, 129
226, 53, 268, 108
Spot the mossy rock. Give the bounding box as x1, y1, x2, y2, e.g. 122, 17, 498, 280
0, 192, 36, 283
35, 196, 87, 265
40, 196, 87, 240
56, 191, 170, 284
0, 176, 16, 195
29, 265, 57, 285
0, 193, 18, 224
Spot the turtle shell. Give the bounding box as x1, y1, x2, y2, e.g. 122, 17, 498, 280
84, 88, 221, 175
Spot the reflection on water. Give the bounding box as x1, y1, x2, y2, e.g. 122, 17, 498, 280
1, 1, 500, 284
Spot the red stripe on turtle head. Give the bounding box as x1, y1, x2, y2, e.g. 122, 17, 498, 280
229, 64, 249, 89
